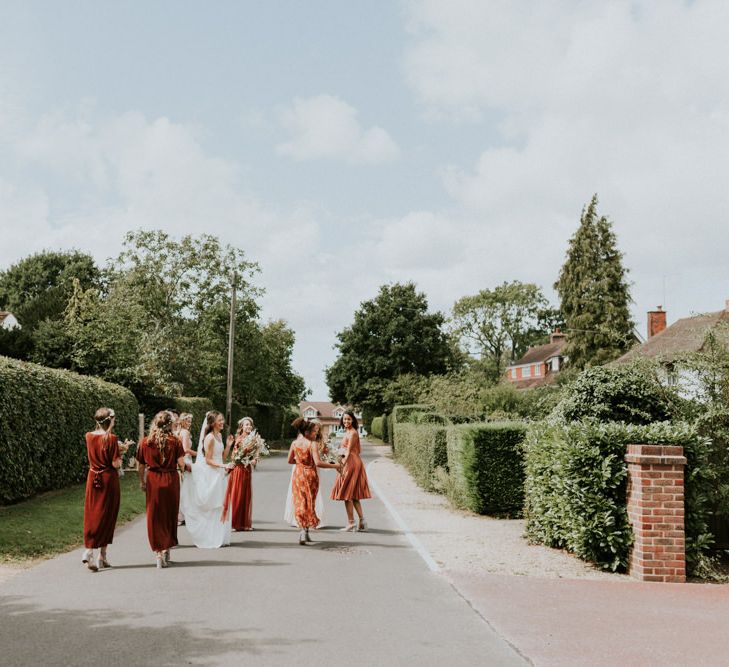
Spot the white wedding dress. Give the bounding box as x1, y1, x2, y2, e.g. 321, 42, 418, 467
180, 434, 232, 548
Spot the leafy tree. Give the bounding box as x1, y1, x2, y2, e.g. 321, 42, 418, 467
555, 195, 635, 369
452, 281, 560, 383
326, 282, 455, 414
0, 250, 100, 365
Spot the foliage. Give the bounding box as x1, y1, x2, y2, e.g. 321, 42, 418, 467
446, 422, 527, 516
0, 355, 138, 504
555, 194, 635, 369
371, 416, 384, 440
394, 421, 449, 491
556, 362, 678, 425
0, 250, 100, 367
523, 420, 712, 573
231, 403, 295, 442
390, 404, 429, 453
0, 474, 146, 561
452, 281, 561, 383
326, 283, 456, 415
139, 396, 217, 442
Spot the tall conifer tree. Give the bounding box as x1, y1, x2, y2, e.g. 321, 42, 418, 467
555, 195, 635, 369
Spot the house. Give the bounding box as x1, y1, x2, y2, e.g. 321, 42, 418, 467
615, 301, 729, 393
505, 330, 567, 388
298, 401, 366, 438
0, 311, 20, 331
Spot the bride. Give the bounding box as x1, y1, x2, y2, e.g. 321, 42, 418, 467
180, 411, 233, 548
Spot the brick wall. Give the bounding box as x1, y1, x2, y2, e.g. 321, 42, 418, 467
625, 444, 687, 583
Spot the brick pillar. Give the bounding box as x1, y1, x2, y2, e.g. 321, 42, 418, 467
625, 444, 687, 583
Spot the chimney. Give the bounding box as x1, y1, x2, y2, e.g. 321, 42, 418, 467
550, 328, 566, 344
647, 306, 667, 339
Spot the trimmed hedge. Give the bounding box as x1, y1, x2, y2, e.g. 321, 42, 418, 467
523, 420, 712, 573
371, 416, 384, 439
0, 355, 138, 504
390, 404, 429, 453
394, 421, 448, 491
384, 413, 392, 444
446, 422, 527, 516
232, 403, 296, 442
140, 395, 216, 443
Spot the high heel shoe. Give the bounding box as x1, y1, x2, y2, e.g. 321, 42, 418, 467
98, 555, 111, 569
155, 553, 167, 569
163, 549, 171, 565
305, 528, 312, 542
298, 530, 307, 545
358, 519, 367, 532
82, 549, 98, 572
339, 522, 356, 532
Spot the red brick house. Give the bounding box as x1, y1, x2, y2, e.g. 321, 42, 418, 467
298, 401, 366, 438
505, 330, 567, 389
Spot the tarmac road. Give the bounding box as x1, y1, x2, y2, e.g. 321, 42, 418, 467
0, 445, 526, 666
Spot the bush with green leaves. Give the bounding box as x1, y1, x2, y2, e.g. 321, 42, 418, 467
446, 422, 527, 516
140, 395, 216, 442
381, 413, 390, 443
371, 416, 384, 439
0, 355, 138, 504
390, 404, 429, 453
393, 421, 448, 491
523, 420, 712, 573
555, 363, 677, 425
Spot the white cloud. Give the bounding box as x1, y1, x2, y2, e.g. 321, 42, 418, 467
403, 0, 729, 327
276, 94, 400, 164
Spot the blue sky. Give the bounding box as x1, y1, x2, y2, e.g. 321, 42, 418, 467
2, 1, 729, 398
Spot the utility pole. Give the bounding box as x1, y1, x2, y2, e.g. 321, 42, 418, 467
225, 271, 237, 438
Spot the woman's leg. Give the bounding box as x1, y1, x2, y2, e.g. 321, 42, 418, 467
353, 500, 364, 520
344, 500, 355, 524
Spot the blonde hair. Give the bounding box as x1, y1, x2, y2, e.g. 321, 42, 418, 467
149, 410, 175, 464
236, 416, 254, 436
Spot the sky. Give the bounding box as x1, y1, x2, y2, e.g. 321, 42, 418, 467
1, 0, 728, 399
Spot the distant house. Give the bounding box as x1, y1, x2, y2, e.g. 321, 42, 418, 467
615, 302, 729, 393
298, 401, 366, 438
0, 311, 20, 331
505, 330, 567, 389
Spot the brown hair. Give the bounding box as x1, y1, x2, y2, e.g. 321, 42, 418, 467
291, 417, 317, 438
94, 407, 115, 453
339, 410, 358, 430
149, 410, 175, 464
236, 416, 254, 436
204, 411, 223, 438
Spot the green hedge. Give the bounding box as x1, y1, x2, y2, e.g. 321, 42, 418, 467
371, 416, 384, 439
446, 422, 527, 516
232, 403, 295, 442
0, 355, 139, 504
384, 413, 392, 444
391, 404, 429, 453
393, 422, 448, 491
140, 395, 216, 443
523, 420, 712, 573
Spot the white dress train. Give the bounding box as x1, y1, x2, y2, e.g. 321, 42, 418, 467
180, 435, 232, 548
284, 466, 325, 527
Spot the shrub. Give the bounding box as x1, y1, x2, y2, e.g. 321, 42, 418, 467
393, 421, 448, 491
140, 395, 216, 442
446, 422, 527, 516
390, 404, 429, 453
371, 416, 384, 439
0, 355, 138, 504
556, 363, 677, 425
523, 420, 712, 573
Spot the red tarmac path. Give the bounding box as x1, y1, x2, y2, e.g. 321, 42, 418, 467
447, 569, 729, 665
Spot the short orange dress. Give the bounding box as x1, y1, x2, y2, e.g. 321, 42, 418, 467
291, 441, 320, 529
330, 430, 371, 501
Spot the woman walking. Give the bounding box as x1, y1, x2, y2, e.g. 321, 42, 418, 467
330, 410, 371, 531
287, 418, 341, 545
137, 411, 186, 568
224, 417, 255, 531
177, 413, 195, 526
82, 407, 123, 571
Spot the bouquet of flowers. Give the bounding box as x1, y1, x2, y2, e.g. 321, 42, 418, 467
233, 431, 269, 466
117, 439, 136, 477
319, 441, 344, 471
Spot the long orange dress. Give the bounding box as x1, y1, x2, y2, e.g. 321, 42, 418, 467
291, 441, 320, 529
223, 462, 253, 530
137, 435, 184, 551
330, 430, 371, 501
83, 432, 121, 548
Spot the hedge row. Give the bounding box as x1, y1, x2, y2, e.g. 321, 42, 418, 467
523, 420, 712, 573
394, 422, 448, 491
140, 395, 217, 443
0, 355, 139, 504
390, 404, 428, 452
446, 422, 527, 516
371, 416, 384, 439
232, 403, 298, 442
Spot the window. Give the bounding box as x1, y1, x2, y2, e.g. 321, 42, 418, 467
305, 408, 316, 418
335, 410, 343, 418
534, 365, 541, 376
510, 368, 517, 379
522, 366, 531, 378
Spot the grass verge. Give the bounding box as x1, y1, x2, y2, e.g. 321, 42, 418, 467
0, 473, 146, 562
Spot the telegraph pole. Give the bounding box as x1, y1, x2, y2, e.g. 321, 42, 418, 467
225, 271, 237, 438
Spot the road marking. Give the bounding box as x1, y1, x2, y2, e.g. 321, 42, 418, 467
367, 461, 440, 573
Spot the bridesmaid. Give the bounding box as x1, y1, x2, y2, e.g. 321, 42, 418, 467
82, 407, 123, 571
331, 410, 371, 531
177, 413, 195, 526
224, 417, 255, 531
137, 411, 186, 568
287, 418, 341, 545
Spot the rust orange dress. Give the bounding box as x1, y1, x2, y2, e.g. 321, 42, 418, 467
331, 430, 371, 501
291, 440, 320, 529
137, 435, 184, 552
83, 432, 121, 548
223, 459, 253, 530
